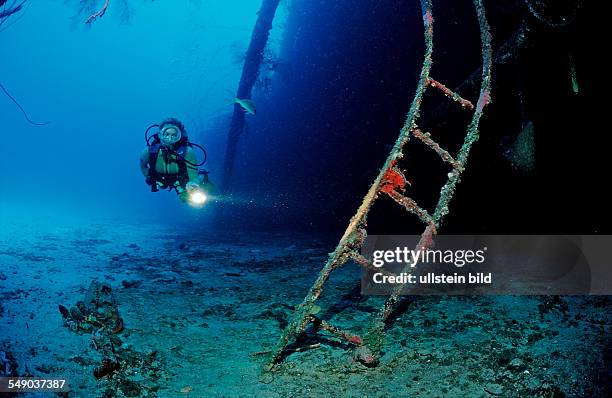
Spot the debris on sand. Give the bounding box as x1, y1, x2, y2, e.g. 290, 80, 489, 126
0, 349, 18, 377
58, 281, 124, 334
59, 281, 169, 397
121, 279, 143, 289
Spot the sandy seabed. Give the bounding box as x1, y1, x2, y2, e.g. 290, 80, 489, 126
0, 217, 610, 397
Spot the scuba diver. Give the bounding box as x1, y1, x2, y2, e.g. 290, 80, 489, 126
140, 118, 214, 207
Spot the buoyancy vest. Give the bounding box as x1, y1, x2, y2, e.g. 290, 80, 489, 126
147, 140, 190, 192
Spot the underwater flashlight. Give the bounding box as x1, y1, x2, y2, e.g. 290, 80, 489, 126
188, 189, 207, 207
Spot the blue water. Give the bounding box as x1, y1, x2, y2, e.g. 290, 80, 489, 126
1, 0, 286, 227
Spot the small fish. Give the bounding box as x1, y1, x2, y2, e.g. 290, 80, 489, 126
234, 97, 256, 115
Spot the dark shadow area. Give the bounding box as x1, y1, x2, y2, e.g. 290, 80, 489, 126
221, 0, 600, 235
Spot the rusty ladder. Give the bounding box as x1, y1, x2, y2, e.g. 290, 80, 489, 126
265, 0, 492, 369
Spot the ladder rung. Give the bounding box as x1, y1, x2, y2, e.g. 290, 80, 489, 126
411, 128, 463, 171
386, 190, 436, 227
350, 251, 373, 268
310, 316, 363, 345
350, 252, 396, 278
427, 78, 474, 110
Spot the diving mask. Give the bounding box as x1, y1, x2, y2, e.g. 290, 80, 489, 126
159, 125, 182, 146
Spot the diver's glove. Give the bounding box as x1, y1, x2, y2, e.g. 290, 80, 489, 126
186, 182, 199, 192
177, 183, 198, 202
178, 182, 208, 206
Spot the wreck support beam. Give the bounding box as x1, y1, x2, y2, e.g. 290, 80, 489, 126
219, 0, 281, 200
